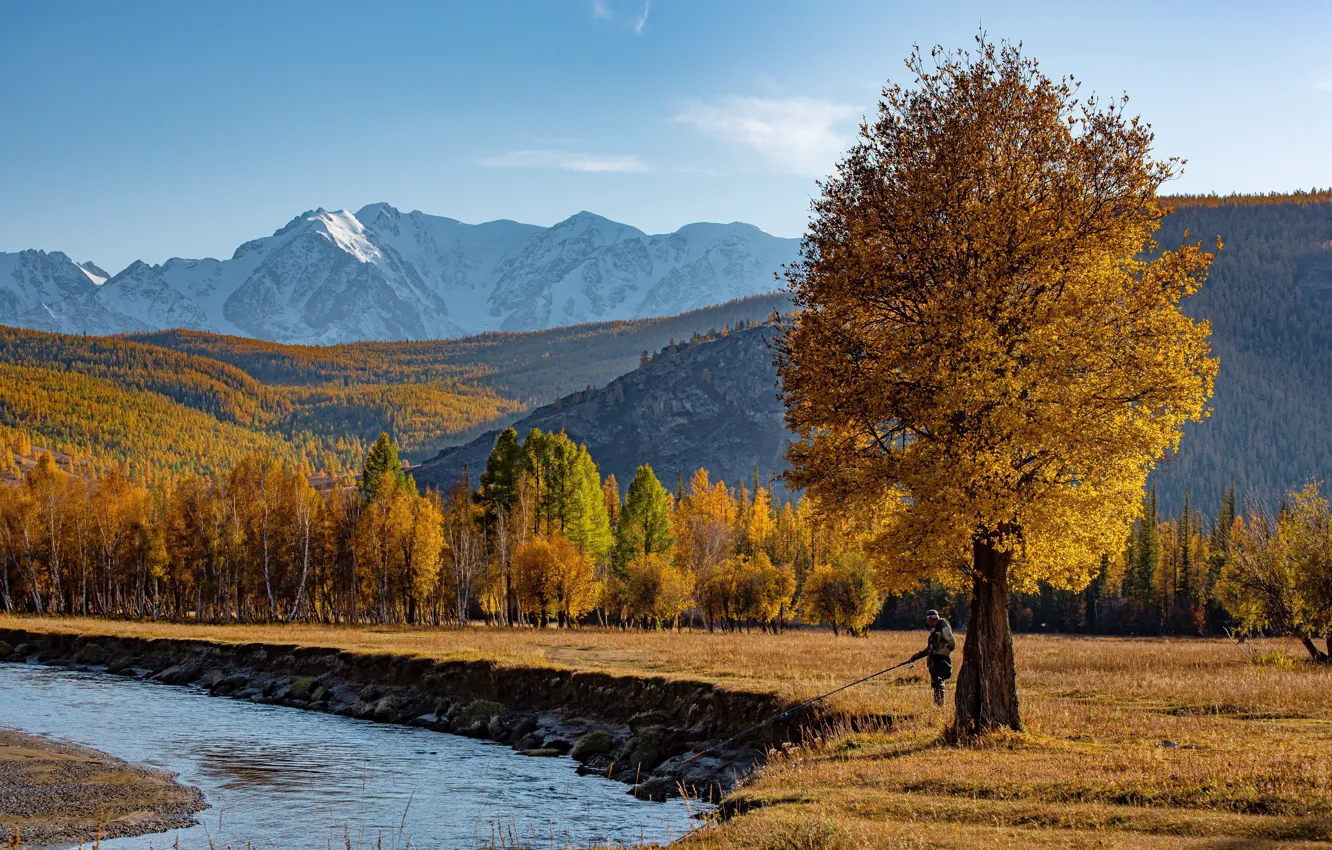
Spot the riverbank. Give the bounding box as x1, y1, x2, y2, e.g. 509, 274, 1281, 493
5, 619, 1332, 848
0, 619, 839, 803
0, 730, 204, 848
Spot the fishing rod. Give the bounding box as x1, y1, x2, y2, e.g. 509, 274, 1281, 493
680, 656, 916, 764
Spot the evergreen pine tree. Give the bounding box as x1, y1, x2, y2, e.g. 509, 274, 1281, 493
616, 465, 675, 576
562, 446, 613, 562
478, 428, 521, 517
1132, 486, 1161, 608
358, 432, 407, 503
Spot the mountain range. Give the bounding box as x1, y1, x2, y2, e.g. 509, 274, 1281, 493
0, 206, 798, 344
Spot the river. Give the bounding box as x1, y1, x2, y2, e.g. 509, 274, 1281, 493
0, 663, 703, 849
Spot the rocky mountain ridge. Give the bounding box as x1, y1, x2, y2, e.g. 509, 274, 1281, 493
2, 205, 797, 344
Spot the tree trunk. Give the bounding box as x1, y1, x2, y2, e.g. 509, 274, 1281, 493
953, 536, 1022, 736
1299, 635, 1329, 664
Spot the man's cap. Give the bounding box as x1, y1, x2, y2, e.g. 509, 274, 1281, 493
925, 609, 940, 619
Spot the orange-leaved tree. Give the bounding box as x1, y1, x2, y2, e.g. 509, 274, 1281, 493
776, 37, 1217, 734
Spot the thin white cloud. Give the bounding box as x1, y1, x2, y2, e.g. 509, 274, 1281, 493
1319, 79, 1332, 94
630, 0, 650, 34
591, 0, 649, 35
480, 149, 650, 173
675, 96, 857, 176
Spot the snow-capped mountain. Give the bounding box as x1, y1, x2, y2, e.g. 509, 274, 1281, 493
0, 250, 105, 318
2, 205, 798, 344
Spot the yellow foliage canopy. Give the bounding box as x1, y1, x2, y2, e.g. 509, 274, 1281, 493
777, 40, 1218, 593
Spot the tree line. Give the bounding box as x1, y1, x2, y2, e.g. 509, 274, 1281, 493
2, 424, 1328, 659
0, 429, 881, 632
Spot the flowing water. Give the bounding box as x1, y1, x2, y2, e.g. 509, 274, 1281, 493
0, 663, 703, 849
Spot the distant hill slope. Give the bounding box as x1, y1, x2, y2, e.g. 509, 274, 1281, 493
3, 205, 798, 343
415, 323, 788, 493
0, 295, 787, 479
135, 293, 792, 408
1151, 194, 1332, 512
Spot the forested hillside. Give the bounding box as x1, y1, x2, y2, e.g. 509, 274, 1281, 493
0, 294, 787, 481
1152, 192, 1332, 513
134, 292, 791, 405
416, 322, 787, 494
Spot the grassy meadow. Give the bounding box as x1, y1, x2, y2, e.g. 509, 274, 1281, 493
3, 615, 1330, 848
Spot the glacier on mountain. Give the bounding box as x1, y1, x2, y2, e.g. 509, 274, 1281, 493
1, 205, 797, 343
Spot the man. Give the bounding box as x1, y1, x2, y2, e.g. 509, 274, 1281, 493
909, 610, 956, 706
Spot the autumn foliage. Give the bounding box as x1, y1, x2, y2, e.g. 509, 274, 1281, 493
777, 38, 1217, 732
0, 428, 884, 632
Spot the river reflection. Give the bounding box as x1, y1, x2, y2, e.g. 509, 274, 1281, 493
0, 663, 702, 848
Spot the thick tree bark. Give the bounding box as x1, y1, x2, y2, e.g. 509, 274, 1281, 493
952, 536, 1022, 736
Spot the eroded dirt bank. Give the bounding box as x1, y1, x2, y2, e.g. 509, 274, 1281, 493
0, 729, 205, 847
0, 628, 819, 802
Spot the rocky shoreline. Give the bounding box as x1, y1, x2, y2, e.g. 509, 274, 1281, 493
0, 729, 205, 848
0, 628, 817, 804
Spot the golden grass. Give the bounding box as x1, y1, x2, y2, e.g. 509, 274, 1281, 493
4, 615, 1331, 848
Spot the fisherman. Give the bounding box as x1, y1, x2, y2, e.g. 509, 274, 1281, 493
908, 609, 956, 706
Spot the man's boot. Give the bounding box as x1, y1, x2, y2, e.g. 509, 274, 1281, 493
933, 680, 945, 706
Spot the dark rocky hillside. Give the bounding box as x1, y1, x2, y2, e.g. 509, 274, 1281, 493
415, 324, 789, 493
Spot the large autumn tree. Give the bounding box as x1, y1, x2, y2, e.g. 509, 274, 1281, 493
776, 38, 1217, 734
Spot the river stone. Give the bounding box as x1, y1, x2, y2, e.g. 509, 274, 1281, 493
463, 718, 488, 738
611, 734, 662, 775
0, 641, 11, 660
75, 644, 107, 666
633, 776, 678, 802
521, 748, 563, 758
285, 676, 320, 702
11, 642, 31, 660
571, 731, 615, 761
516, 733, 544, 750
212, 674, 248, 695
344, 700, 368, 719
542, 738, 573, 755
154, 664, 203, 686
372, 695, 403, 722
196, 670, 224, 691
510, 716, 538, 738
106, 656, 134, 675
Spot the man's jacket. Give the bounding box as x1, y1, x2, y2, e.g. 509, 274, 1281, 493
926, 620, 956, 657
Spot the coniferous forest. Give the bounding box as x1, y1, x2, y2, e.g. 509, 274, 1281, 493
1152, 191, 1332, 512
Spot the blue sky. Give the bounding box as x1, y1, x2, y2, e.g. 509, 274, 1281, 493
3, 0, 1330, 272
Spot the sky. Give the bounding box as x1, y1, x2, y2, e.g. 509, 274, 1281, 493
2, 0, 1330, 273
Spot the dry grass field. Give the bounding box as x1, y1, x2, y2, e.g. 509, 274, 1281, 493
3, 615, 1331, 849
